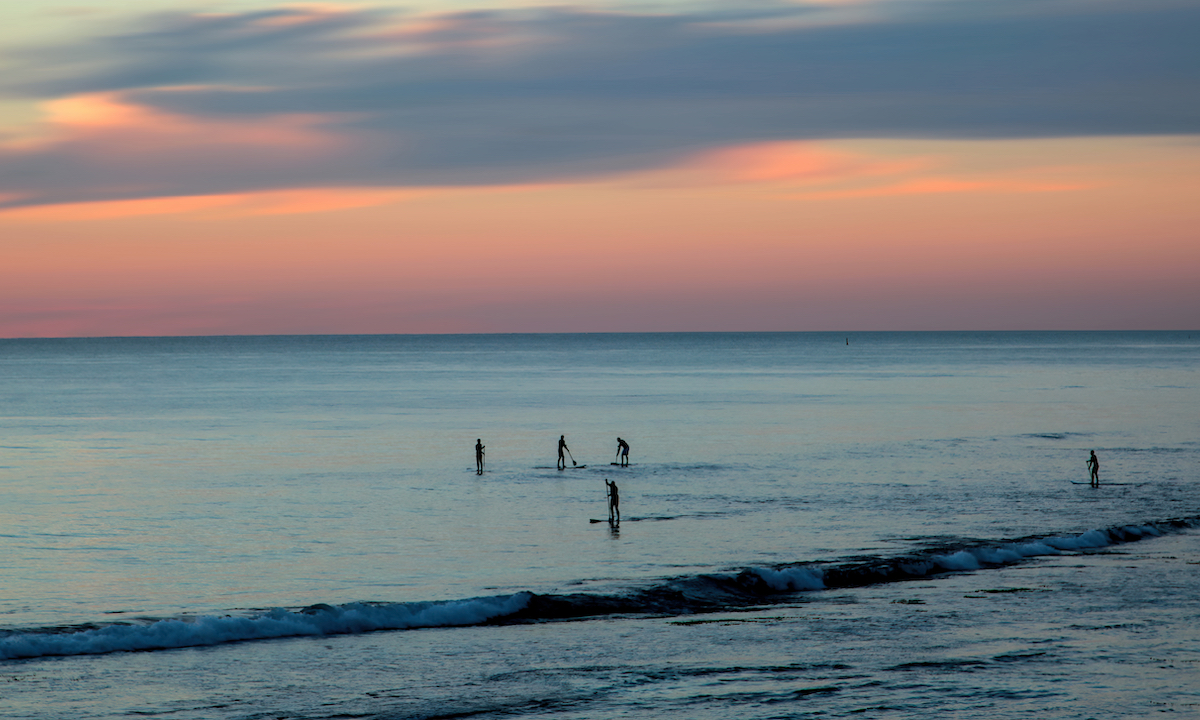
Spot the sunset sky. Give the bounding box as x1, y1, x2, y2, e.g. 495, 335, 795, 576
2, 0, 1198, 337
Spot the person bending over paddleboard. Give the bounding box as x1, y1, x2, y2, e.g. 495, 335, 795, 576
1087, 450, 1099, 486
475, 439, 485, 475
605, 479, 620, 525
558, 435, 570, 470
616, 437, 630, 466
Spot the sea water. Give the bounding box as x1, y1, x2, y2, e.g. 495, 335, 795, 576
0, 331, 1197, 718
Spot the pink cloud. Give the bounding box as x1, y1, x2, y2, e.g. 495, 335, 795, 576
0, 188, 426, 221
692, 141, 926, 184
0, 91, 359, 209
23, 92, 342, 153
634, 141, 1099, 202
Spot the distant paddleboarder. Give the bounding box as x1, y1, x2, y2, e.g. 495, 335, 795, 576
605, 479, 620, 525
616, 437, 630, 466
558, 435, 571, 470
1087, 450, 1099, 486
475, 439, 485, 475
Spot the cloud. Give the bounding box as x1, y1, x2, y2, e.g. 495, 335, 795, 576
688, 141, 925, 184
2, 0, 1198, 207
675, 140, 1100, 198
0, 187, 426, 221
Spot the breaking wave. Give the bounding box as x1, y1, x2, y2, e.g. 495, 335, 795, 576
3, 516, 1195, 661
0, 594, 532, 661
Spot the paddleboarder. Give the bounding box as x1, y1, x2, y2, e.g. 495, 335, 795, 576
605, 479, 620, 525
475, 439, 485, 475
616, 437, 630, 466
1087, 450, 1099, 486
558, 435, 570, 470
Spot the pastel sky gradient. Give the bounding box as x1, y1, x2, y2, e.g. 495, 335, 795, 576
2, 0, 1198, 336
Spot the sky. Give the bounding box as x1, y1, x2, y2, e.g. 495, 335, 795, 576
1, 0, 1198, 337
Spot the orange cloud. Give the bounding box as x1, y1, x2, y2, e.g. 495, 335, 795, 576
0, 195, 243, 221
7, 92, 345, 156
697, 142, 914, 183
369, 9, 552, 56
658, 140, 1101, 201
0, 134, 1111, 223
248, 5, 358, 28
0, 188, 427, 221
611, 141, 923, 193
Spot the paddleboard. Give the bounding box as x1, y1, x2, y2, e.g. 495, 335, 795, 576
1070, 481, 1141, 485
610, 463, 634, 467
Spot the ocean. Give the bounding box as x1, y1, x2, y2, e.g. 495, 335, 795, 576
1, 331, 1197, 719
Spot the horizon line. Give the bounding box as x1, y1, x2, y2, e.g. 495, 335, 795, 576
3, 329, 1197, 342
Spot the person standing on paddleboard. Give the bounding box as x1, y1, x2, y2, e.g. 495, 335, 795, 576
1087, 450, 1099, 486
475, 439, 485, 475
616, 437, 630, 466
605, 479, 620, 525
558, 435, 570, 470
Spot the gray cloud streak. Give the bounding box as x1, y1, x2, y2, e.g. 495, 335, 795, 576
3, 0, 1199, 206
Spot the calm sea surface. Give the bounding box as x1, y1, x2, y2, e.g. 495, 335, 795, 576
1, 332, 1197, 718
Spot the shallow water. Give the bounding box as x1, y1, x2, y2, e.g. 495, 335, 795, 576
0, 331, 1197, 718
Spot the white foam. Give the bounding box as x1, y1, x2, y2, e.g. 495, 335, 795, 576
928, 525, 1163, 573
755, 523, 1166, 594
933, 539, 1063, 570
934, 550, 981, 571
1043, 529, 1111, 551
0, 593, 531, 660
1012, 540, 1060, 556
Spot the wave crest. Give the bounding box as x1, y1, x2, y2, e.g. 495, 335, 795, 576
0, 593, 532, 661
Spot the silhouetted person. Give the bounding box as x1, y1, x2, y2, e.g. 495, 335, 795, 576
475, 439, 485, 475
605, 479, 620, 525
558, 435, 570, 470
1087, 450, 1099, 486
616, 437, 630, 466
